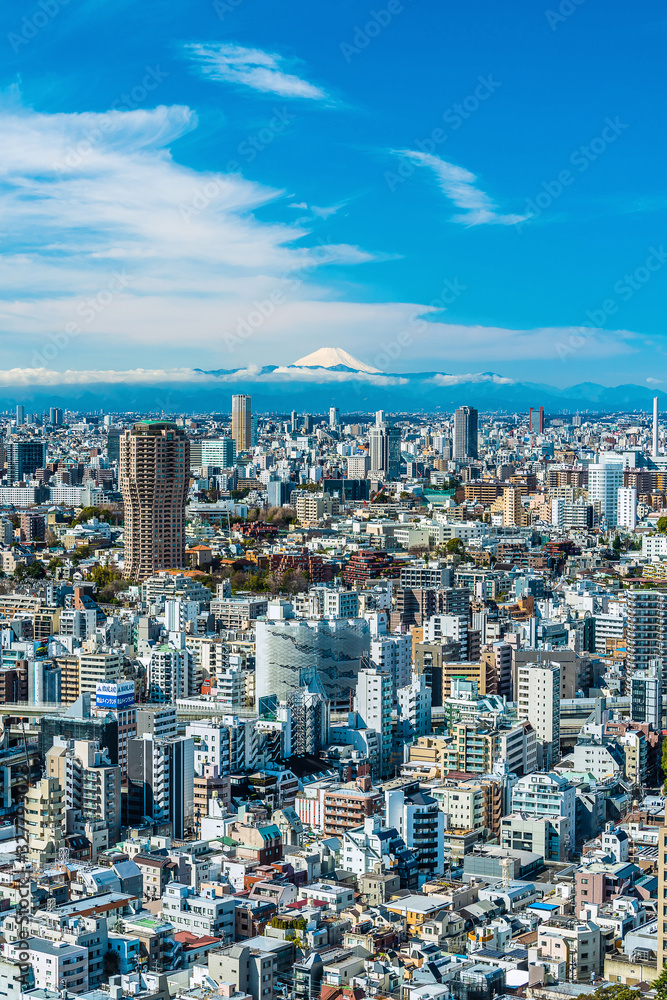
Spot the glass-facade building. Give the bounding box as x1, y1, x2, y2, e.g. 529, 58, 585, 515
256, 617, 370, 713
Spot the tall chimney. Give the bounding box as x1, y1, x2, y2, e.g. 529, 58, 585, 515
653, 396, 659, 457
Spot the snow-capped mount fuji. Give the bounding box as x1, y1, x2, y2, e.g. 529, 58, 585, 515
292, 347, 382, 374
1, 346, 665, 411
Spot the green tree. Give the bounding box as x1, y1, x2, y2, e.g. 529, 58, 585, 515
579, 985, 642, 1000
446, 538, 465, 555
90, 563, 122, 588
613, 535, 621, 551
14, 561, 46, 582
653, 963, 667, 1000
72, 506, 119, 527
658, 517, 667, 533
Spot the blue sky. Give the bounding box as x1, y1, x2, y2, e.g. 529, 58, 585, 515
0, 0, 666, 388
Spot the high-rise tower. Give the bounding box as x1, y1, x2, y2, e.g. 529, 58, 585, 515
232, 394, 252, 452
369, 418, 401, 479
453, 406, 478, 461
120, 421, 189, 580
529, 406, 544, 433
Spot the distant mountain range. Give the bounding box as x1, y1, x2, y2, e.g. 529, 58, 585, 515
2, 347, 664, 414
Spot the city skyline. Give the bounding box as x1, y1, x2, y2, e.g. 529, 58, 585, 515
0, 1, 665, 387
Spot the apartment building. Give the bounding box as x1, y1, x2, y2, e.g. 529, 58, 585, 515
370, 631, 412, 696
210, 596, 269, 630
161, 883, 236, 943
397, 674, 432, 739
535, 916, 602, 982
209, 945, 274, 1000
295, 493, 339, 526
384, 779, 445, 880
120, 420, 190, 580
5, 939, 88, 994
516, 660, 561, 767
626, 589, 667, 674
322, 776, 383, 837
25, 776, 66, 867
78, 650, 123, 697
46, 738, 121, 858
354, 667, 392, 780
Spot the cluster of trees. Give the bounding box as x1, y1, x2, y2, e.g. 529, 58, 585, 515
71, 505, 121, 526
581, 983, 667, 1000
14, 561, 46, 582
265, 506, 297, 528
229, 567, 310, 595
409, 538, 467, 560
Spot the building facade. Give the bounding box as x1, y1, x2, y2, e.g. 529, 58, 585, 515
120, 420, 189, 580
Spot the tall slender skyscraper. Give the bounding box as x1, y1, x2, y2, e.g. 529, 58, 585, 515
653, 396, 659, 457
588, 459, 623, 527
231, 394, 252, 452
529, 406, 544, 433
453, 406, 478, 461
120, 421, 189, 580
369, 421, 401, 479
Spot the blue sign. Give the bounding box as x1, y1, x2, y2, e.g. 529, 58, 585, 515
95, 681, 135, 709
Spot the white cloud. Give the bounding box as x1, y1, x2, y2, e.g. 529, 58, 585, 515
0, 98, 645, 378
398, 150, 528, 226
0, 99, 389, 369
647, 377, 663, 384
0, 366, 407, 387
0, 368, 215, 386
431, 372, 515, 386
184, 42, 328, 100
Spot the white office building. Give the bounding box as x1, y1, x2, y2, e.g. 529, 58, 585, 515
165, 599, 200, 633
516, 661, 561, 767
147, 645, 192, 703
347, 455, 370, 478
423, 613, 468, 648
355, 667, 393, 779
307, 587, 359, 619
588, 460, 623, 527
617, 486, 637, 530
397, 673, 432, 739
511, 771, 576, 852
370, 632, 412, 695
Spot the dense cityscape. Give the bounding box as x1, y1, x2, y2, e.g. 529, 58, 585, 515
1, 0, 663, 997
0, 389, 665, 1000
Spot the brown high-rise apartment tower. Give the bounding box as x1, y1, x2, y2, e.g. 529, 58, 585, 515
120, 421, 190, 580
231, 394, 252, 452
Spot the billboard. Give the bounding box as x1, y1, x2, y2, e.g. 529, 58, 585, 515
95, 680, 135, 710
